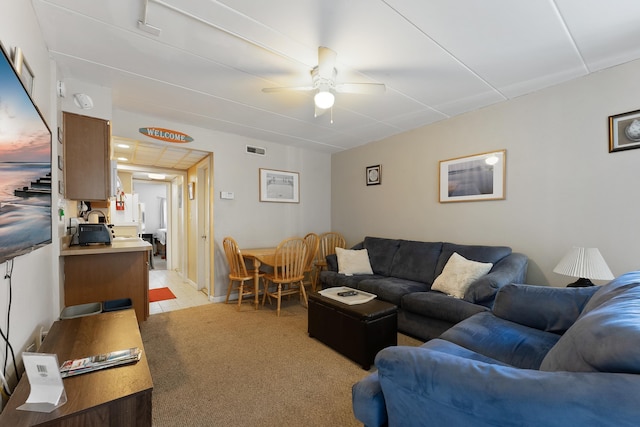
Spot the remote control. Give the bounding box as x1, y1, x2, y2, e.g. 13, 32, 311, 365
337, 290, 358, 297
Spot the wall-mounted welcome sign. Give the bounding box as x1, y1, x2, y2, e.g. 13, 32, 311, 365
138, 127, 194, 143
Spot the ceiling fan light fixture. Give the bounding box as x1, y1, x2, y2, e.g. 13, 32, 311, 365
314, 90, 335, 109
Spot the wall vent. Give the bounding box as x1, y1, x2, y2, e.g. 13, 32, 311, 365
246, 145, 266, 156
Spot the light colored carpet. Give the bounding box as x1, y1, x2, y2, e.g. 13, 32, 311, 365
140, 299, 423, 426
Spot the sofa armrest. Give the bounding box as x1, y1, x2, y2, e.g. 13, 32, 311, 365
376, 346, 640, 427
465, 252, 528, 304
493, 283, 598, 333
352, 372, 387, 427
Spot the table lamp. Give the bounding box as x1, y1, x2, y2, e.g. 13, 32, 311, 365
553, 247, 614, 287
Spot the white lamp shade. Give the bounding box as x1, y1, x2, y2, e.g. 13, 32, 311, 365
314, 91, 335, 109
553, 247, 614, 281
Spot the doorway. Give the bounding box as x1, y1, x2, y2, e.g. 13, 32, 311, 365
113, 136, 214, 294
134, 179, 170, 270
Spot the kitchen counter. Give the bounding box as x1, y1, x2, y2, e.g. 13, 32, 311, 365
61, 237, 152, 256
61, 237, 152, 322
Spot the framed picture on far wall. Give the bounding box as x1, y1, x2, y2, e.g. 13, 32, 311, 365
439, 150, 506, 203
259, 168, 299, 203
609, 109, 640, 152
366, 165, 381, 186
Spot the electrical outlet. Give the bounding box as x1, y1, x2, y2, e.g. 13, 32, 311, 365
220, 191, 234, 200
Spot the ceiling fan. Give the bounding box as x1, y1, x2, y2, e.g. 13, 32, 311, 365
262, 46, 386, 119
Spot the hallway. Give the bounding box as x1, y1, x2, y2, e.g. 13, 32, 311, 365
148, 267, 211, 315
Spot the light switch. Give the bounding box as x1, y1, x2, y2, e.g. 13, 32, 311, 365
220, 191, 234, 200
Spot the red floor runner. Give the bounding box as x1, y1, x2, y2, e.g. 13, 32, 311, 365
149, 287, 176, 302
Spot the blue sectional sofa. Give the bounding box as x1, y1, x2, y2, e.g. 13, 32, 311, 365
352, 272, 640, 426
319, 236, 528, 340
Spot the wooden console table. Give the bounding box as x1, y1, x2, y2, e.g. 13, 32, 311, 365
0, 309, 153, 426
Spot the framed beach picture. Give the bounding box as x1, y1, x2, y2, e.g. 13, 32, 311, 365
259, 168, 299, 203
609, 109, 640, 152
0, 41, 52, 264
439, 150, 506, 203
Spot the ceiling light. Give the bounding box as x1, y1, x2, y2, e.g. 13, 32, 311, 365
314, 91, 335, 109
117, 143, 130, 149
117, 157, 128, 161
148, 173, 166, 180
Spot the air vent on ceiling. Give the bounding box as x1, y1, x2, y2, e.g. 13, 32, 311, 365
246, 145, 266, 156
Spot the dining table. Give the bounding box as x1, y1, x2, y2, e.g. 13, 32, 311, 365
241, 247, 277, 309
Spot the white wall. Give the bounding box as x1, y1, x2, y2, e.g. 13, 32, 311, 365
112, 110, 332, 298
332, 59, 640, 286
134, 181, 168, 233
0, 0, 60, 390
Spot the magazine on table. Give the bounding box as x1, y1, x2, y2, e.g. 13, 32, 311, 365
59, 347, 142, 378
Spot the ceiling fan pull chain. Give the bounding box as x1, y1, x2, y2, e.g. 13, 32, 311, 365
330, 107, 334, 124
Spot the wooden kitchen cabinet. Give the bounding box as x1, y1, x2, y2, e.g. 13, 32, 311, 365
62, 242, 151, 322
63, 112, 111, 201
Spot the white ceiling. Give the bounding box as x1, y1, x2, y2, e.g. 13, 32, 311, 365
32, 0, 640, 155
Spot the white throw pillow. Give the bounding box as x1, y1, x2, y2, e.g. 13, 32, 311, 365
336, 247, 374, 275
431, 252, 493, 299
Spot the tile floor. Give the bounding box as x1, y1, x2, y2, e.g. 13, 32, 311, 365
148, 261, 211, 315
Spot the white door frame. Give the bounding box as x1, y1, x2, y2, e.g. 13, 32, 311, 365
195, 155, 213, 296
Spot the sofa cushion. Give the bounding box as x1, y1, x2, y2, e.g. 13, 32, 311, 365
431, 253, 493, 299
540, 275, 640, 373
435, 243, 511, 277
580, 271, 640, 315
388, 240, 443, 284
419, 338, 511, 367
319, 271, 385, 290
363, 237, 401, 276
493, 284, 597, 334
401, 291, 489, 324
440, 312, 561, 370
357, 277, 429, 306
335, 247, 373, 275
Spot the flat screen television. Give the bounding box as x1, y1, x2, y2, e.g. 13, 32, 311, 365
0, 43, 52, 264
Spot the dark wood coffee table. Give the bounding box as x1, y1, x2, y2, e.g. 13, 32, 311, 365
308, 291, 398, 369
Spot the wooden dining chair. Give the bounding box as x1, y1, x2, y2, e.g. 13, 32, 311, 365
262, 237, 308, 316
223, 236, 264, 311
302, 233, 320, 292
314, 232, 346, 285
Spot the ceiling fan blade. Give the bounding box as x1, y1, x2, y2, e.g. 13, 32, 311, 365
317, 46, 337, 80
335, 83, 386, 95
262, 86, 314, 93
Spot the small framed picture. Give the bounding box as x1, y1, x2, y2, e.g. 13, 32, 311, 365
366, 165, 381, 186
609, 109, 640, 152
188, 182, 195, 200
12, 47, 35, 95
